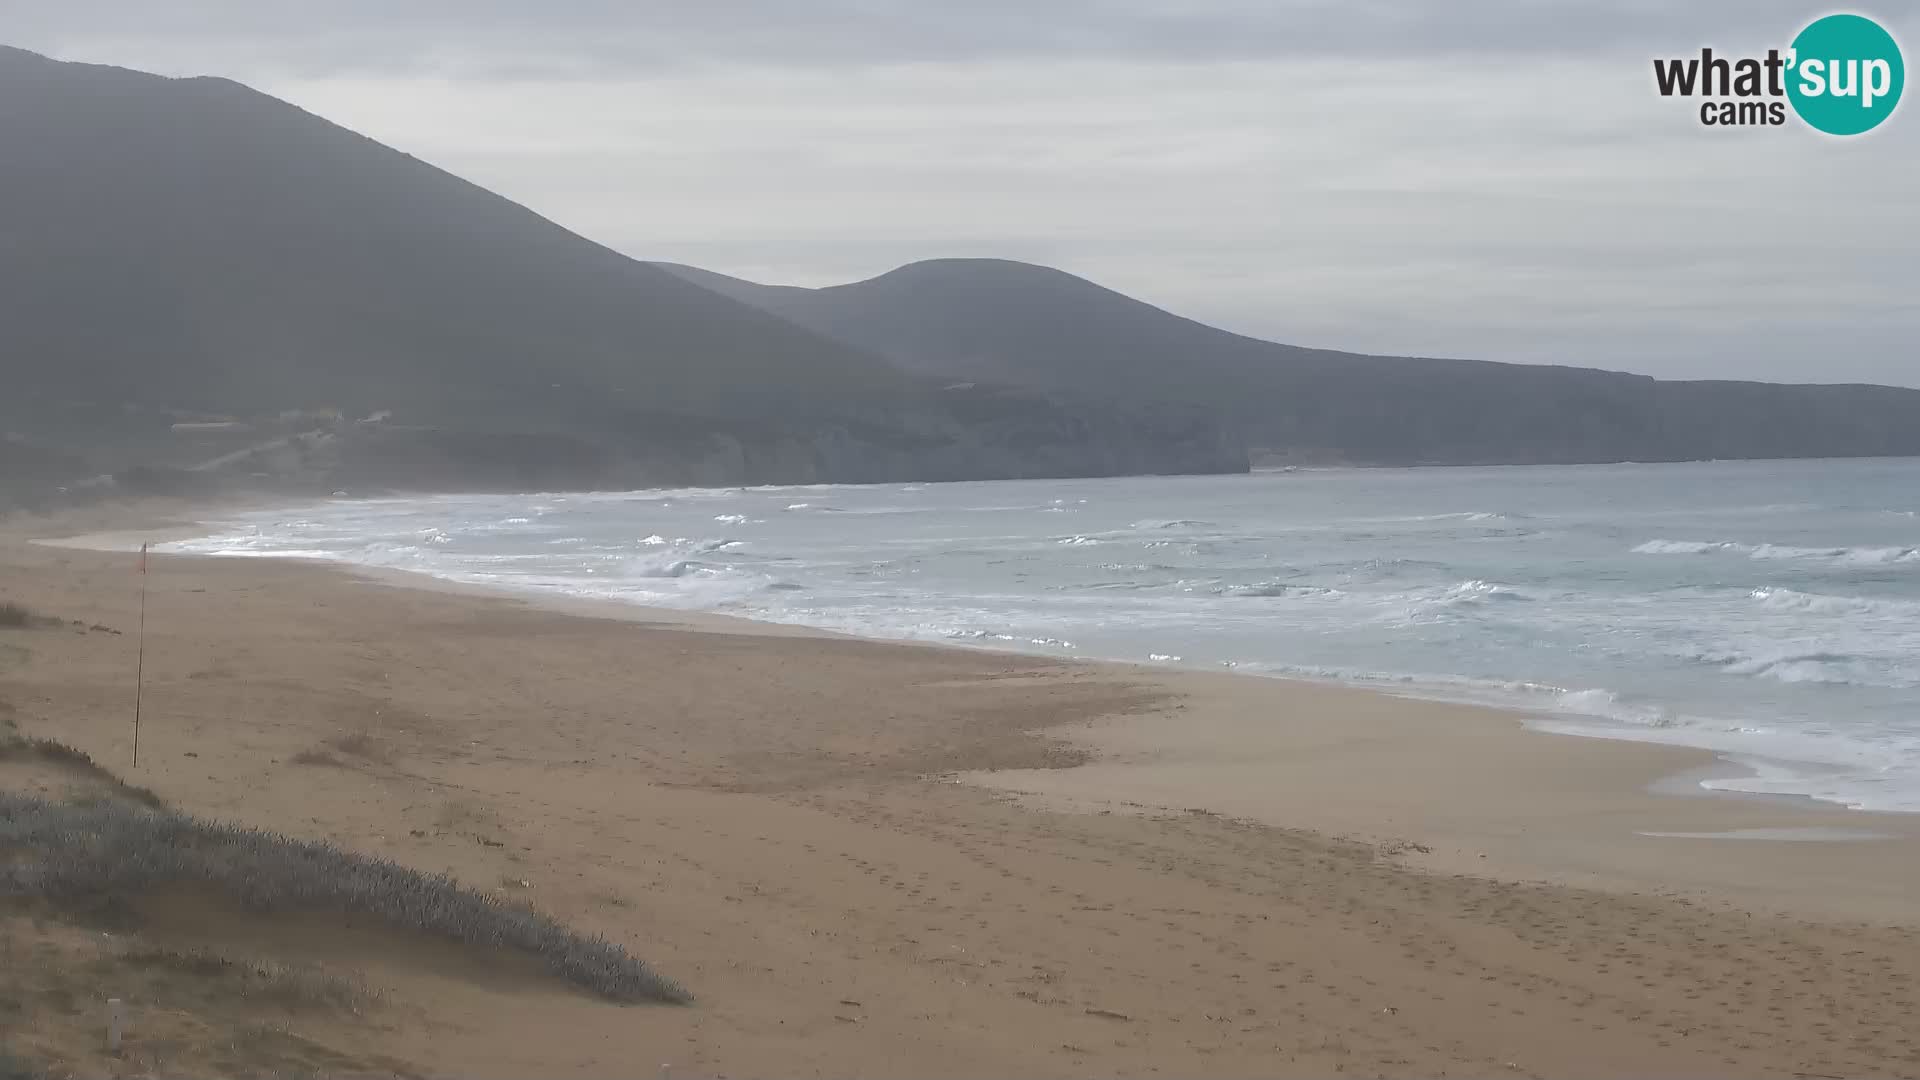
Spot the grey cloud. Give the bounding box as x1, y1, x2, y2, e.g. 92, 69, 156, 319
9, 0, 1884, 78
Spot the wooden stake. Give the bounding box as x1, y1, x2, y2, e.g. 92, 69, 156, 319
107, 997, 124, 1053
132, 542, 148, 769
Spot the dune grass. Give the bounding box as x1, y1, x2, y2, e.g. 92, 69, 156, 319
0, 793, 688, 1004
0, 736, 165, 809
0, 602, 41, 629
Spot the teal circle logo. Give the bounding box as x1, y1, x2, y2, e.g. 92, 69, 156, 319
1786, 14, 1904, 135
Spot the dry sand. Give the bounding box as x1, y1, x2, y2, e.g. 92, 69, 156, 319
3, 502, 1919, 1078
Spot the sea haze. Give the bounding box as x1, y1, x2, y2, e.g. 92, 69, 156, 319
166, 458, 1920, 813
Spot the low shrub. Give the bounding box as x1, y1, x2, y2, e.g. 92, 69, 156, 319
0, 603, 40, 629
0, 794, 686, 1004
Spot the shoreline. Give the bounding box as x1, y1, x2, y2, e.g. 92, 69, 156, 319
45, 501, 1908, 822
26, 501, 1920, 922
6, 501, 1920, 1075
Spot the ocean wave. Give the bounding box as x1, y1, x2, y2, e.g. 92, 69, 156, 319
1684, 646, 1918, 689
1633, 539, 1742, 555
941, 628, 1021, 643
1749, 587, 1920, 617
931, 628, 1077, 650
1079, 579, 1176, 592
1129, 518, 1215, 530
1057, 535, 1101, 546
1376, 511, 1530, 524
620, 554, 700, 578
1441, 579, 1531, 603
1550, 687, 1678, 727
1382, 580, 1534, 617
1635, 539, 1920, 564
1230, 663, 1678, 727
1754, 544, 1918, 565
1221, 582, 1343, 599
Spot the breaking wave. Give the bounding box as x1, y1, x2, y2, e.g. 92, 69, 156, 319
1635, 539, 1920, 564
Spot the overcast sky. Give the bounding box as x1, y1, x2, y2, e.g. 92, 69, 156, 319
9, 2, 1916, 385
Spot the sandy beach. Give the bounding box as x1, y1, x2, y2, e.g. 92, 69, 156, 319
4, 502, 1919, 1078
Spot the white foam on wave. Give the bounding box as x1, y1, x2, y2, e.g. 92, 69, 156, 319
1372, 579, 1537, 623
1442, 579, 1531, 603
923, 627, 1075, 651
1635, 539, 1920, 564
1222, 582, 1344, 599
621, 552, 700, 579
1749, 587, 1920, 617
1683, 645, 1920, 690
1534, 711, 1920, 813
1372, 510, 1529, 524
1633, 539, 1740, 555
1129, 518, 1215, 530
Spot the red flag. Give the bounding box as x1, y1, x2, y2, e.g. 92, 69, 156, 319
136, 542, 147, 574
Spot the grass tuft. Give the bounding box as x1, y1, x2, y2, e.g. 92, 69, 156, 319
0, 603, 44, 629
0, 737, 165, 809
331, 732, 380, 759
0, 794, 687, 1004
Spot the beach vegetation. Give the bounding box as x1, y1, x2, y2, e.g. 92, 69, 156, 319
0, 736, 165, 809
0, 794, 688, 1004
0, 602, 46, 628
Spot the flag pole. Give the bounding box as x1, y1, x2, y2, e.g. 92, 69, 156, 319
132, 542, 148, 769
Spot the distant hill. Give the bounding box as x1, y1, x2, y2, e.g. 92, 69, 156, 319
0, 47, 1243, 497
662, 259, 1920, 466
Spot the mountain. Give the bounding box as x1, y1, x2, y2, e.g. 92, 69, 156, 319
0, 46, 1243, 500
661, 259, 1920, 466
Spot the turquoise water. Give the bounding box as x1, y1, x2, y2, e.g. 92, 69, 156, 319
167, 458, 1920, 812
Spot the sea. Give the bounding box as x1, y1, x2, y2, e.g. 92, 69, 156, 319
161, 457, 1920, 813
